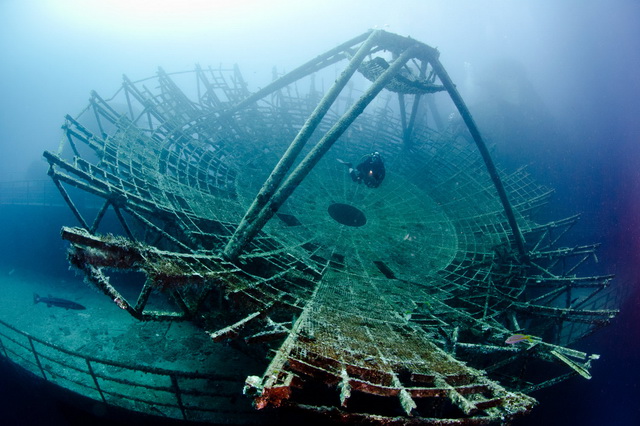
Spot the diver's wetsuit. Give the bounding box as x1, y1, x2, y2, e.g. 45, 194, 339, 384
344, 152, 385, 188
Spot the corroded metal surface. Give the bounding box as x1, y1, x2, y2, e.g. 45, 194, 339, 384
44, 30, 617, 424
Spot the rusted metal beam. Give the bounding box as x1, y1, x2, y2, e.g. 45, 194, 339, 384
403, 60, 427, 145
429, 57, 528, 260
50, 175, 90, 230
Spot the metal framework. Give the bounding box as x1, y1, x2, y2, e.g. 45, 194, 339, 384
43, 30, 617, 423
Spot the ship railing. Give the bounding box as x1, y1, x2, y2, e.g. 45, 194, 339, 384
0, 318, 257, 423
0, 180, 66, 207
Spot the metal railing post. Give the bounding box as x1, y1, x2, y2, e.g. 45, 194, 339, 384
170, 374, 187, 420
27, 336, 47, 380
86, 359, 107, 403
0, 335, 7, 358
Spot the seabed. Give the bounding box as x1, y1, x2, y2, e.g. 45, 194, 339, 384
0, 31, 619, 424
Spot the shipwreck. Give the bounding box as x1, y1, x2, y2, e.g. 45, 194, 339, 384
39, 30, 618, 424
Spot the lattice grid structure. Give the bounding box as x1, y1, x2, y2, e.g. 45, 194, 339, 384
44, 31, 617, 424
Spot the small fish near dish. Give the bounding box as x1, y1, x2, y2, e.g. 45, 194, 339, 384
505, 333, 541, 345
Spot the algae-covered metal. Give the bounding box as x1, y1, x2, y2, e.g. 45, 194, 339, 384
44, 30, 617, 423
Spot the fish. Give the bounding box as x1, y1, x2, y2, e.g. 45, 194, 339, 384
33, 293, 86, 310
505, 334, 533, 344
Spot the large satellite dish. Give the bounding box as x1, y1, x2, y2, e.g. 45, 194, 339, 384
44, 30, 617, 423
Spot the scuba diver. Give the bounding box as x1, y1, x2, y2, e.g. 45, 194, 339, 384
337, 152, 386, 188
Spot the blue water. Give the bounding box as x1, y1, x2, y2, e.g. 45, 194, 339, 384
1, 1, 639, 425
